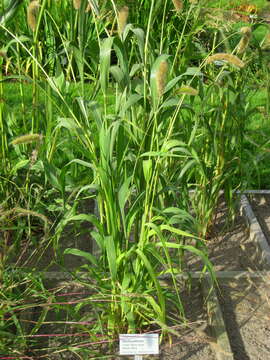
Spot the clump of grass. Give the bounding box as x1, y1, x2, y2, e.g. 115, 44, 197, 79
206, 53, 245, 68
156, 60, 168, 97
237, 26, 252, 55
27, 1, 40, 32
11, 133, 42, 145
172, 0, 183, 12
117, 6, 129, 37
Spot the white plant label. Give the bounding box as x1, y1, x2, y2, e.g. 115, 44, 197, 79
119, 334, 159, 355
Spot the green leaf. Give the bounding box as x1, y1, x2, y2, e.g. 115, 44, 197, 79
113, 37, 129, 82
178, 159, 196, 179
110, 65, 125, 90
143, 159, 152, 183
182, 67, 203, 77
160, 224, 200, 239
62, 214, 102, 233
129, 63, 143, 77
67, 159, 94, 171
11, 159, 29, 174
105, 235, 117, 282
161, 139, 186, 152
100, 37, 114, 93
135, 248, 165, 321
56, 117, 80, 131
0, 0, 22, 25
122, 94, 143, 113
42, 160, 61, 191
164, 75, 183, 94
118, 176, 132, 231
156, 243, 216, 282
64, 248, 98, 266
130, 27, 145, 61
160, 98, 179, 108
90, 231, 105, 251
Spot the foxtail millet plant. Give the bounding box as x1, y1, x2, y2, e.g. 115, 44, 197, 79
73, 0, 81, 10
27, 0, 39, 31
156, 60, 168, 97
117, 6, 129, 37
206, 53, 245, 68
11, 133, 43, 145
172, 0, 183, 12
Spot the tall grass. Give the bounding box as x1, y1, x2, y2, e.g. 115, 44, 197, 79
51, 5, 216, 338
0, 0, 268, 356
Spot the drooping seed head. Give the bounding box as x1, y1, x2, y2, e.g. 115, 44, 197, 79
156, 60, 168, 97
172, 0, 183, 12
73, 0, 81, 10
27, 1, 40, 32
0, 50, 7, 58
237, 37, 249, 55
118, 6, 129, 37
240, 26, 252, 36
237, 27, 252, 54
85, 2, 92, 12
206, 53, 245, 68
11, 134, 43, 145
0, 208, 50, 234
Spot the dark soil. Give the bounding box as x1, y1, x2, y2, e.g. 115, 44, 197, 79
186, 199, 265, 272
12, 198, 95, 271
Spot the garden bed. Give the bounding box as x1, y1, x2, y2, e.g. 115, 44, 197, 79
2, 0, 270, 357
12, 191, 270, 359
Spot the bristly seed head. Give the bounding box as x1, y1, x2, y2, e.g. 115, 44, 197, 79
118, 6, 129, 37
156, 60, 168, 97
172, 0, 183, 12
11, 134, 43, 145
0, 50, 7, 58
240, 26, 252, 36
85, 2, 92, 12
237, 27, 252, 54
73, 0, 81, 10
27, 1, 40, 32
206, 53, 245, 68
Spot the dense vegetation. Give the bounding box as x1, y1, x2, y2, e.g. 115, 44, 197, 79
1, 0, 270, 357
